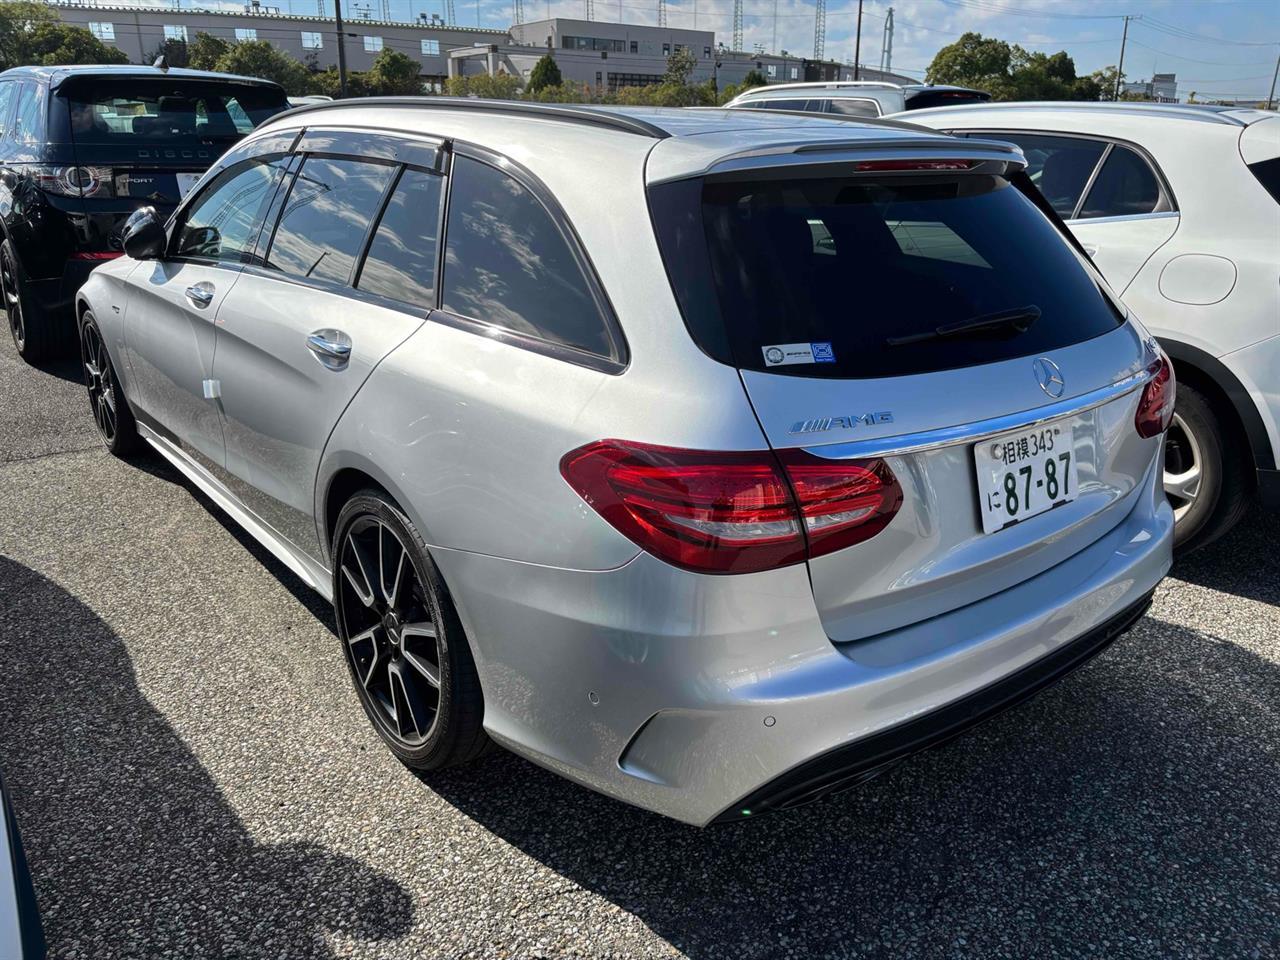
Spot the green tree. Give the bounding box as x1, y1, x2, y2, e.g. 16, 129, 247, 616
367, 48, 421, 95
741, 68, 768, 89
24, 23, 128, 66
307, 66, 370, 98
1088, 65, 1123, 101
526, 53, 562, 93
0, 1, 55, 70
444, 72, 522, 99
664, 45, 698, 86
187, 31, 230, 71
928, 31, 1108, 102
926, 32, 1012, 93
147, 37, 190, 69
215, 39, 310, 95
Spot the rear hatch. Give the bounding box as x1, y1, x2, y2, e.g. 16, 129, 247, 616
52, 75, 287, 250
649, 139, 1159, 643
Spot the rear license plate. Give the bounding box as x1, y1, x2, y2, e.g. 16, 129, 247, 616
974, 419, 1078, 533
176, 173, 202, 199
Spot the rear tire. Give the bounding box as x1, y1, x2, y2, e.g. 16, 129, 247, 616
79, 309, 141, 458
332, 490, 489, 770
1165, 382, 1250, 553
2, 240, 53, 364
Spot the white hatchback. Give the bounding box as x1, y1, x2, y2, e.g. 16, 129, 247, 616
903, 101, 1280, 550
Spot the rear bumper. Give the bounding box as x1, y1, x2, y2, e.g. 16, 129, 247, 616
432, 460, 1173, 826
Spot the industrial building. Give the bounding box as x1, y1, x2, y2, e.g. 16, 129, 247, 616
1121, 73, 1178, 103
44, 1, 916, 92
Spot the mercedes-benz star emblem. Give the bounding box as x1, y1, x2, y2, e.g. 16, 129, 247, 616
1033, 357, 1065, 398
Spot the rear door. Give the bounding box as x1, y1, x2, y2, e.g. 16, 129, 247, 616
650, 154, 1157, 642
210, 132, 442, 560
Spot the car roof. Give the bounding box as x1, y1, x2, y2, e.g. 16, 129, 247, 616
901, 100, 1274, 128
0, 64, 284, 90
261, 98, 1024, 184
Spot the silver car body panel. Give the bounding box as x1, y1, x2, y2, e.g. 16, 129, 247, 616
76, 103, 1174, 824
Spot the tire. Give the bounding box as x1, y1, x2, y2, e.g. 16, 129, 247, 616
79, 309, 141, 458
2, 240, 53, 364
332, 490, 489, 770
1165, 382, 1250, 553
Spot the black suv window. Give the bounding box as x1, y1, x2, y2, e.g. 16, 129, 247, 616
982, 133, 1106, 218
266, 155, 395, 285
650, 172, 1125, 379
1077, 145, 1161, 219
441, 155, 616, 360
0, 82, 17, 139
173, 155, 288, 262
10, 82, 43, 145
356, 168, 445, 307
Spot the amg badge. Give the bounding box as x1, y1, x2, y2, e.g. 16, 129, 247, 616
789, 412, 894, 434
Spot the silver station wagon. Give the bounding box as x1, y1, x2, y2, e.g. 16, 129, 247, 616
76, 101, 1175, 825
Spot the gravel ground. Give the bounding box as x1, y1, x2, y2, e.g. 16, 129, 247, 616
0, 334, 1277, 959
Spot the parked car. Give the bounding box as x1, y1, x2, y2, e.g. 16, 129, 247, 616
901, 102, 1280, 551
76, 100, 1173, 825
0, 64, 289, 363
0, 775, 44, 960
725, 80, 990, 118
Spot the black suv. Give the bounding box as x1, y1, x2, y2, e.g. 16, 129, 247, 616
0, 64, 288, 362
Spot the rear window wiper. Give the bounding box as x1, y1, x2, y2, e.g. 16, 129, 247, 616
886, 305, 1041, 347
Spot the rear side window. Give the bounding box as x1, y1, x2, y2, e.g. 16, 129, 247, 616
10, 82, 43, 145
266, 156, 395, 285
356, 168, 445, 307
1247, 156, 1280, 205
174, 155, 288, 262
0, 82, 16, 138
983, 133, 1106, 217
829, 99, 879, 118
651, 172, 1125, 379
1077, 145, 1160, 219
441, 155, 616, 360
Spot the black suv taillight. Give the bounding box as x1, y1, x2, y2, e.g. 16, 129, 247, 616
560, 440, 902, 574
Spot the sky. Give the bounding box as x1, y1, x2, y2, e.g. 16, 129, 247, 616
146, 0, 1280, 100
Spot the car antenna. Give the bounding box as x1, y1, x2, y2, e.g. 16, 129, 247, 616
153, 54, 169, 72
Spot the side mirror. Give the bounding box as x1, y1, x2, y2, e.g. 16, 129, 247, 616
122, 207, 166, 260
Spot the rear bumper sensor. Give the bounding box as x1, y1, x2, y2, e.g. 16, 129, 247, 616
712, 589, 1155, 824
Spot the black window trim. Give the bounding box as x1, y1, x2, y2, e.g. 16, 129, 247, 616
953, 127, 1177, 221
432, 141, 629, 376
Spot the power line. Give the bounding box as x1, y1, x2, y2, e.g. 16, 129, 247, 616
1126, 38, 1274, 67
1137, 15, 1279, 48
938, 0, 1128, 21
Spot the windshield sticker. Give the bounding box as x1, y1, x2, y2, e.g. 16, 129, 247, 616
762, 342, 837, 367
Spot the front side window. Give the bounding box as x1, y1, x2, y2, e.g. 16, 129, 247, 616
364, 36, 383, 52
981, 132, 1106, 218
421, 38, 440, 56
164, 24, 188, 41
174, 155, 288, 262
441, 155, 615, 359
302, 31, 324, 50
235, 28, 257, 41
266, 155, 395, 285
1076, 145, 1161, 219
89, 22, 115, 41
356, 168, 444, 306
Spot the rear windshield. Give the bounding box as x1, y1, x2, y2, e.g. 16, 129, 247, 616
903, 89, 991, 110
650, 172, 1125, 378
60, 79, 286, 146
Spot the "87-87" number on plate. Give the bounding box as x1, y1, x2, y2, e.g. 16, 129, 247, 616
974, 419, 1080, 534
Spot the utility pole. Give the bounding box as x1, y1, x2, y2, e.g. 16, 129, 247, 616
732, 0, 743, 53
1267, 49, 1279, 110
813, 0, 826, 61
771, 0, 778, 55
334, 0, 349, 97
879, 6, 893, 74
853, 0, 863, 80
1115, 14, 1136, 102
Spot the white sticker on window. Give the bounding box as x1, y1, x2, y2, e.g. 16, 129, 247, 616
762, 342, 836, 366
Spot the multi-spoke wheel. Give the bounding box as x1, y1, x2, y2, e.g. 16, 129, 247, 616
333, 491, 488, 769
1163, 380, 1250, 553
1164, 412, 1203, 525
78, 310, 139, 457
2, 240, 51, 363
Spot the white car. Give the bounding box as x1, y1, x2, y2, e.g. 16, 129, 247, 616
904, 101, 1280, 550
725, 81, 990, 118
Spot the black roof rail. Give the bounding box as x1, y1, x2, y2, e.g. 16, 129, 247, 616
273, 97, 671, 139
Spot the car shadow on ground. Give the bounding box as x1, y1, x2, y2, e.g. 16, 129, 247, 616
0, 556, 412, 959
1170, 503, 1279, 606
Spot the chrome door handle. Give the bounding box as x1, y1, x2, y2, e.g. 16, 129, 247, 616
306, 329, 352, 370
185, 282, 214, 308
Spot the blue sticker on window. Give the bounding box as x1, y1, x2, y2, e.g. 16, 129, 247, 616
811, 341, 836, 363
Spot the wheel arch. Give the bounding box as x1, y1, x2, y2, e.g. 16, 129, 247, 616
316, 454, 435, 565
1160, 337, 1274, 472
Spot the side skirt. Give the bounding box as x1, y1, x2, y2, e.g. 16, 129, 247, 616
137, 423, 334, 602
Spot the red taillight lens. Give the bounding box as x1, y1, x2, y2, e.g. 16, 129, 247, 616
1135, 351, 1176, 439
560, 440, 901, 574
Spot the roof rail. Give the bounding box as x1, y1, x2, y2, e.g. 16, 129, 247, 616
273, 96, 671, 139
706, 105, 927, 134
739, 81, 902, 94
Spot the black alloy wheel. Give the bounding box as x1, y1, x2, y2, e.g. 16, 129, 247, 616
78, 311, 139, 456
2, 244, 27, 354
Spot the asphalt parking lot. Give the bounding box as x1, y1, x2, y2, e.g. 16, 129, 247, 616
1, 332, 1277, 960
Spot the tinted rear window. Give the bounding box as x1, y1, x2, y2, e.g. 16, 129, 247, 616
61, 79, 286, 146
1247, 156, 1280, 205
651, 172, 1124, 378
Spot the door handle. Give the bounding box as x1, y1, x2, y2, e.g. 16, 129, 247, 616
185, 282, 214, 308
306, 329, 352, 370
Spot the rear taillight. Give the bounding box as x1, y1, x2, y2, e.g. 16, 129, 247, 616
853, 159, 978, 172
32, 165, 114, 198
1135, 350, 1176, 439
560, 440, 901, 574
